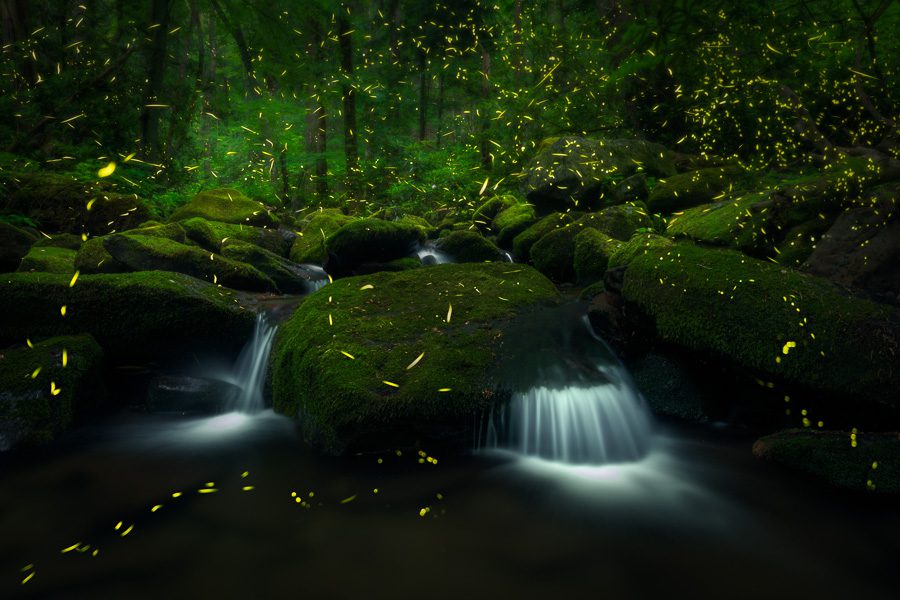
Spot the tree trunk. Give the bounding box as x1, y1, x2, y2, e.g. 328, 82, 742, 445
1, 0, 36, 89
307, 18, 328, 198
339, 12, 358, 187
479, 47, 492, 170
139, 0, 171, 161
209, 0, 256, 95
436, 71, 445, 148
417, 49, 429, 141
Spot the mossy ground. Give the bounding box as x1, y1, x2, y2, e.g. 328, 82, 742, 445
620, 240, 900, 408
270, 263, 559, 454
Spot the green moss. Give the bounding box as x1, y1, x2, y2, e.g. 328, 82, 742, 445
666, 192, 774, 255
578, 280, 606, 301
647, 166, 746, 213
0, 334, 105, 447
74, 237, 128, 274
103, 234, 277, 292
0, 221, 37, 272
289, 211, 355, 264
270, 263, 560, 454
607, 233, 673, 269
221, 239, 313, 293
472, 194, 518, 225
511, 212, 579, 259
575, 202, 654, 241
753, 429, 900, 494
325, 218, 426, 276
0, 271, 254, 363
181, 217, 290, 256
17, 246, 76, 274
169, 188, 277, 227
493, 204, 537, 249
434, 230, 505, 263
621, 241, 900, 408
33, 233, 82, 250
574, 229, 622, 284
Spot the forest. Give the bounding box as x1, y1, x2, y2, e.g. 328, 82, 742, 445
0, 0, 898, 598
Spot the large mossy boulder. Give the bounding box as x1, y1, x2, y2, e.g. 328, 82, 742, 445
753, 429, 900, 494
17, 246, 76, 274
1, 172, 151, 235
0, 272, 255, 363
221, 239, 321, 294
647, 166, 746, 214
74, 236, 128, 274
666, 192, 774, 256
472, 194, 518, 228
324, 218, 426, 277
530, 204, 653, 282
493, 204, 537, 249
511, 212, 580, 259
103, 234, 277, 292
619, 241, 900, 410
270, 263, 560, 454
181, 217, 291, 257
523, 137, 676, 214
0, 335, 105, 449
289, 211, 356, 264
0, 221, 37, 272
433, 230, 507, 263
169, 188, 277, 227
574, 229, 622, 285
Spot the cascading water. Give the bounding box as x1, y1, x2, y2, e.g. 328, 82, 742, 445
416, 243, 453, 265
227, 313, 278, 413
479, 307, 652, 465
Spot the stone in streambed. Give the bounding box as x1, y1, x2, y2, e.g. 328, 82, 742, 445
270, 263, 560, 454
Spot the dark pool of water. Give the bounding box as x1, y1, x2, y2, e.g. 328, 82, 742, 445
0, 409, 897, 600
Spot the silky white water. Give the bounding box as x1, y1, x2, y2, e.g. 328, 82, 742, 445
227, 314, 278, 413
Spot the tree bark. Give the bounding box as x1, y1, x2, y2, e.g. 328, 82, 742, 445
139, 0, 172, 161
339, 12, 358, 186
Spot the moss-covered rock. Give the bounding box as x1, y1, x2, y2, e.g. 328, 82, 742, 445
324, 218, 426, 277
270, 263, 560, 454
181, 217, 291, 257
647, 166, 746, 214
434, 230, 507, 263
472, 194, 518, 227
578, 281, 606, 301
511, 212, 580, 259
221, 239, 319, 294
665, 192, 774, 255
619, 241, 900, 410
0, 334, 105, 449
523, 137, 676, 214
607, 233, 673, 269
0, 272, 254, 362
289, 211, 356, 264
574, 229, 622, 284
74, 237, 128, 274
103, 234, 277, 292
0, 221, 37, 272
492, 204, 537, 249
169, 188, 277, 227
1, 172, 151, 235
17, 246, 76, 274
753, 429, 900, 494
33, 232, 83, 250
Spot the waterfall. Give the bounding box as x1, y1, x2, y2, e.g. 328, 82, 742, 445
479, 313, 652, 465
228, 314, 278, 413
416, 244, 453, 265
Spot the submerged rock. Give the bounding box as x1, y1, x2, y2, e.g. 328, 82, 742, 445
523, 137, 676, 213
618, 240, 900, 411
753, 429, 900, 494
0, 271, 254, 363
270, 263, 560, 454
169, 188, 277, 227
0, 334, 105, 449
